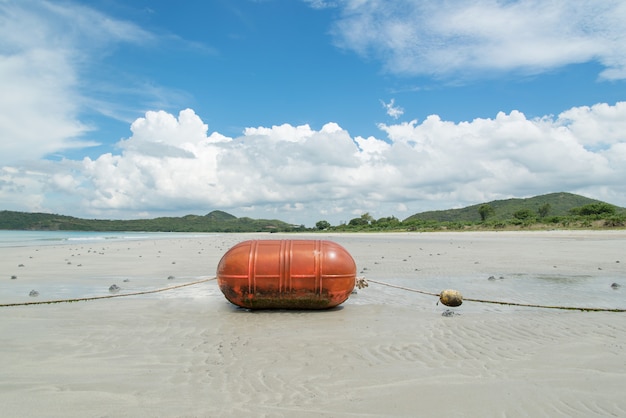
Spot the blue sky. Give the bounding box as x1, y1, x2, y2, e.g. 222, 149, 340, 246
1, 0, 626, 226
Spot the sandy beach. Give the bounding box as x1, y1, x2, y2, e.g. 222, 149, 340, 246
1, 231, 625, 417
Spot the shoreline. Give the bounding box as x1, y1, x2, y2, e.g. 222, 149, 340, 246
2, 231, 625, 417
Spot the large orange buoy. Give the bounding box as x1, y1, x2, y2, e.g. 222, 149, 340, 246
216, 240, 356, 309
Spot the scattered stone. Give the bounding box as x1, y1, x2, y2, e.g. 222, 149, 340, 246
123, 278, 130, 282
18, 264, 25, 267
109, 284, 121, 293
611, 283, 621, 289
171, 261, 176, 264
167, 275, 175, 280
441, 309, 459, 317
488, 275, 496, 281
29, 290, 39, 297
11, 275, 17, 280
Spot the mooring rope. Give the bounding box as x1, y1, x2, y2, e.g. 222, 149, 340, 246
364, 278, 626, 313
0, 277, 217, 307
5, 276, 624, 312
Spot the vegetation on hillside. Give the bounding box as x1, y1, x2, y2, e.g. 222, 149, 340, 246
403, 192, 611, 222
2, 192, 624, 233
0, 210, 303, 233
315, 192, 626, 232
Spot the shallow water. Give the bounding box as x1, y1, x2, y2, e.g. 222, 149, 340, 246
3, 231, 624, 313
350, 273, 625, 313
1, 275, 220, 304
0, 230, 219, 247
7, 273, 622, 315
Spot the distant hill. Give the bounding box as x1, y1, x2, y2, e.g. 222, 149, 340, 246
403, 192, 626, 223
4, 192, 624, 233
203, 210, 237, 222
0, 210, 297, 232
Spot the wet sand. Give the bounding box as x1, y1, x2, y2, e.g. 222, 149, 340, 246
1, 231, 625, 417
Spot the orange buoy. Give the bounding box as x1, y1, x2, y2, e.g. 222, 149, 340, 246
217, 240, 356, 309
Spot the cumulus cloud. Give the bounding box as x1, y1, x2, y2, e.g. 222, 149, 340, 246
3, 103, 625, 226
326, 0, 626, 80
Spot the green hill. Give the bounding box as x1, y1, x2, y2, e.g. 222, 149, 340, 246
3, 192, 624, 233
0, 210, 297, 232
403, 192, 625, 223
203, 210, 237, 222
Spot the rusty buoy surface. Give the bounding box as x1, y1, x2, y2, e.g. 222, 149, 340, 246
217, 240, 357, 309
439, 289, 463, 307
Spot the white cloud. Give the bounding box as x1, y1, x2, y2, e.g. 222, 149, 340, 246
381, 99, 404, 119
243, 123, 316, 143
0, 43, 93, 164
327, 0, 626, 80
2, 103, 625, 226
302, 0, 337, 10
557, 102, 626, 147
0, 0, 156, 165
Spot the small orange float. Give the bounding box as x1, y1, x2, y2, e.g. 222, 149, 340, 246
216, 240, 356, 309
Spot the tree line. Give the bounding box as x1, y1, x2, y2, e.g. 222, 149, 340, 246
314, 202, 625, 232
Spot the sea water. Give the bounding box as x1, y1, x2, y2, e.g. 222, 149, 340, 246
0, 230, 218, 248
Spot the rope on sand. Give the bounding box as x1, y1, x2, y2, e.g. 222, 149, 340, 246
0, 277, 217, 308
362, 278, 626, 313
